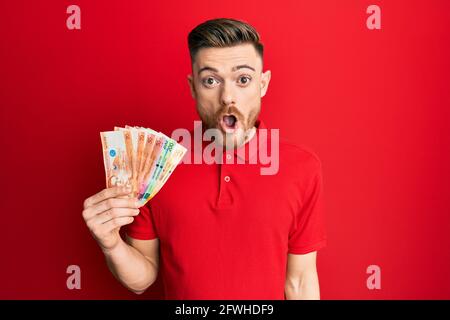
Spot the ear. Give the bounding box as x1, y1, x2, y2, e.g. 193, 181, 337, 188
260, 70, 271, 98
187, 74, 196, 99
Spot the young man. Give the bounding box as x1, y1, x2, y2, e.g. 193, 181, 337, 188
82, 18, 327, 299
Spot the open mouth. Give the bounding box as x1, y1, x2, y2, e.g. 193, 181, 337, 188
223, 115, 237, 128
220, 114, 239, 133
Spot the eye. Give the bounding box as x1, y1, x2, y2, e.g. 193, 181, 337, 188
238, 75, 252, 86
202, 77, 220, 88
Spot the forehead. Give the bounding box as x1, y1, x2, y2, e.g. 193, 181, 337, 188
193, 43, 262, 72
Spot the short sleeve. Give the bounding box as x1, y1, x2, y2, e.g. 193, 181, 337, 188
288, 160, 327, 254
125, 203, 158, 240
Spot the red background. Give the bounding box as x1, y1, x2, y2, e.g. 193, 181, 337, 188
1, 0, 449, 299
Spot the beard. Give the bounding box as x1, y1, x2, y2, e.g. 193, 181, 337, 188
197, 103, 260, 150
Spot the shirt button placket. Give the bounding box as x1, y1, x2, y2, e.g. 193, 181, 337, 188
217, 161, 233, 209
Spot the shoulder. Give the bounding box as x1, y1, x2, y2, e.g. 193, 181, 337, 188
278, 138, 322, 175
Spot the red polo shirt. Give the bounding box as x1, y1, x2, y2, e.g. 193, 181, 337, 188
126, 119, 327, 299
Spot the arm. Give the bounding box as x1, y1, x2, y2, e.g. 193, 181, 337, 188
285, 251, 320, 300
103, 236, 159, 294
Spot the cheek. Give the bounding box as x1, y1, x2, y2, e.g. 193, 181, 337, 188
196, 87, 219, 106
195, 91, 218, 115
196, 83, 218, 99
238, 86, 261, 111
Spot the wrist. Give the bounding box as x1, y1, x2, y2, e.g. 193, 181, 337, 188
101, 238, 127, 257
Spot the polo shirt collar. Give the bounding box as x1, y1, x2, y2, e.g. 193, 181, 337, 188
196, 119, 267, 164
233, 119, 265, 163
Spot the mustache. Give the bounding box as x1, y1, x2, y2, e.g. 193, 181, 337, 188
216, 105, 244, 122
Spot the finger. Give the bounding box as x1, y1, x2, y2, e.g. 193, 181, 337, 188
83, 197, 139, 220
83, 185, 132, 209
94, 208, 140, 225
102, 216, 135, 232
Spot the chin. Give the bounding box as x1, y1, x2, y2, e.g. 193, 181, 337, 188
221, 129, 248, 149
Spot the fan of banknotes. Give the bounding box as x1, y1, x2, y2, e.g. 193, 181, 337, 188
100, 126, 187, 206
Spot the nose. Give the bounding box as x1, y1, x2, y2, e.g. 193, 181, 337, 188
220, 81, 236, 107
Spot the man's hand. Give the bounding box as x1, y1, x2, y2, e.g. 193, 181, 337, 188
82, 186, 159, 294
82, 186, 140, 252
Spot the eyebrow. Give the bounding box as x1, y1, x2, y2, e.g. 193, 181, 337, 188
197, 64, 256, 76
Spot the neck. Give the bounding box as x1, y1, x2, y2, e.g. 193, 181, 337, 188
223, 126, 256, 151
243, 126, 257, 144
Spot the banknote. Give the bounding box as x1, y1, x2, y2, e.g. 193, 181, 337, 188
139, 137, 175, 202
101, 125, 185, 204
137, 132, 161, 197
114, 127, 138, 196
147, 143, 187, 200
100, 131, 133, 189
